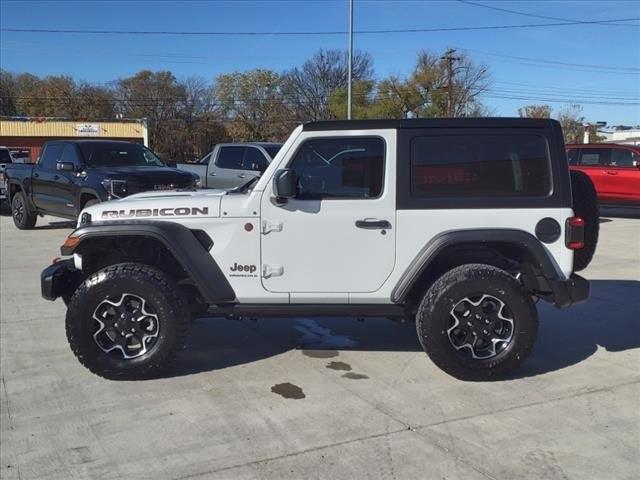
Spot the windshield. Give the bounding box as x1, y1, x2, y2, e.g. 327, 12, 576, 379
0, 149, 12, 163
82, 143, 164, 167
264, 145, 282, 159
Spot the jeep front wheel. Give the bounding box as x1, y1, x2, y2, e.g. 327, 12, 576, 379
416, 264, 538, 381
66, 263, 190, 380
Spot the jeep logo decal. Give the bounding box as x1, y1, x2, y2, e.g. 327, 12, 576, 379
229, 262, 258, 278
101, 207, 208, 219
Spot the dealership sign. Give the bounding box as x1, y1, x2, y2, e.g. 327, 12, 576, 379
75, 123, 100, 136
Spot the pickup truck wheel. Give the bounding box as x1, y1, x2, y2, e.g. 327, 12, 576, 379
65, 263, 190, 380
570, 170, 599, 272
416, 264, 538, 381
11, 191, 37, 229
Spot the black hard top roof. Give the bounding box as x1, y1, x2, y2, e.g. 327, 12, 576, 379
303, 117, 560, 131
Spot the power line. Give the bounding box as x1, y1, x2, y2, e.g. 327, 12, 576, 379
2, 17, 639, 36
458, 0, 639, 27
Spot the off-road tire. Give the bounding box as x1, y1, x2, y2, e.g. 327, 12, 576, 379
66, 263, 190, 380
11, 191, 37, 229
570, 170, 599, 271
416, 264, 538, 381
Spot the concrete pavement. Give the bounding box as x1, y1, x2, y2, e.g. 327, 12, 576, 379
1, 209, 638, 479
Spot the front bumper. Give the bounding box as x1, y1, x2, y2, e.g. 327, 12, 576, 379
41, 259, 81, 301
548, 273, 590, 308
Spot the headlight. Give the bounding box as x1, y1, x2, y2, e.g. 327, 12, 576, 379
101, 179, 127, 198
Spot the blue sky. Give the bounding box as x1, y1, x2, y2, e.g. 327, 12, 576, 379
1, 0, 639, 125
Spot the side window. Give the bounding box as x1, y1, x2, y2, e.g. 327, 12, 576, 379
410, 135, 551, 197
39, 144, 64, 170
60, 145, 81, 166
243, 147, 269, 172
579, 148, 611, 166
610, 148, 636, 167
289, 137, 385, 200
216, 147, 246, 170
567, 148, 580, 165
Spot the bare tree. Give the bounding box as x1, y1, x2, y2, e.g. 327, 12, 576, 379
518, 104, 552, 118
283, 49, 374, 121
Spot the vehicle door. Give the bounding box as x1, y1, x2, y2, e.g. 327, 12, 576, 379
32, 143, 64, 212
51, 144, 82, 216
578, 147, 610, 200
602, 147, 640, 203
207, 146, 247, 188
242, 146, 270, 182
260, 132, 396, 294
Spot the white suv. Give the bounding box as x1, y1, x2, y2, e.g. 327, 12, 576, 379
42, 118, 598, 381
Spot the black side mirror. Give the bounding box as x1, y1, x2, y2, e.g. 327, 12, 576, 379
56, 162, 75, 172
273, 168, 298, 200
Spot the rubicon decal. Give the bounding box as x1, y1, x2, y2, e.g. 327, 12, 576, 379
101, 207, 209, 219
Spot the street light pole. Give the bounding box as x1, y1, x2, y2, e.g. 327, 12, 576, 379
347, 0, 353, 120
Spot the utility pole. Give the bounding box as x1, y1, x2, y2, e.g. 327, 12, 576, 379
441, 48, 460, 117
347, 0, 354, 120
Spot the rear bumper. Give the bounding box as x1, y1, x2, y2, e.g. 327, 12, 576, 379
41, 259, 81, 301
548, 273, 590, 308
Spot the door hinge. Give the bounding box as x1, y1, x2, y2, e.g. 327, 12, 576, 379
262, 264, 284, 278
261, 220, 283, 235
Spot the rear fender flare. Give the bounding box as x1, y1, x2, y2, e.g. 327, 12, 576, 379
391, 229, 565, 303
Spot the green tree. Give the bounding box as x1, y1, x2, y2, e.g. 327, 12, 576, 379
518, 104, 552, 118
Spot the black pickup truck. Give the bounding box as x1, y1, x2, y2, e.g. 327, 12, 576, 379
4, 140, 198, 229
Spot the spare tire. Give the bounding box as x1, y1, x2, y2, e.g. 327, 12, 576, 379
570, 170, 599, 271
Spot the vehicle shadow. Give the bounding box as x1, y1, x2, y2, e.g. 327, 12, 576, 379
165, 279, 640, 379
33, 220, 76, 230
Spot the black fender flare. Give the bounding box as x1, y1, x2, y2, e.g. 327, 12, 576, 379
391, 228, 565, 303
62, 220, 236, 304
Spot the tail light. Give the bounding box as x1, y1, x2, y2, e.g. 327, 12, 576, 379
566, 216, 585, 250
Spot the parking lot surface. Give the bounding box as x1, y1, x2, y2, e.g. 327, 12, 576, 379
1, 209, 639, 480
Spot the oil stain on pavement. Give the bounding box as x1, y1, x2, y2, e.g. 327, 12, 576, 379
301, 349, 339, 358
271, 382, 306, 399
342, 372, 369, 380
326, 361, 352, 371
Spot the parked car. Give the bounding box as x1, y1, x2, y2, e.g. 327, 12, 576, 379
43, 118, 596, 381
177, 142, 282, 189
4, 140, 199, 229
567, 143, 640, 206
0, 146, 15, 202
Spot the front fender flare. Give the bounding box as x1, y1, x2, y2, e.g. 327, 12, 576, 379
62, 220, 236, 304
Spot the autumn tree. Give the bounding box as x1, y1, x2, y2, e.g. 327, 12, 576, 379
518, 104, 552, 119
214, 69, 290, 141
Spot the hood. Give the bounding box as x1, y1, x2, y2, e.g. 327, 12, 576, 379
91, 165, 197, 183
81, 189, 225, 224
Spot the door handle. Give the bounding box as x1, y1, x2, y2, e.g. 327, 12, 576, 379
53, 175, 59, 180
355, 219, 392, 229
238, 174, 246, 178
33, 172, 39, 178
209, 172, 217, 176
605, 170, 618, 175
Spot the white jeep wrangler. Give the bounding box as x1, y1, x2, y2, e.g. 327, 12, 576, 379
42, 119, 598, 381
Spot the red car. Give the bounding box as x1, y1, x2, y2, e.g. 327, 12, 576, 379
567, 143, 640, 206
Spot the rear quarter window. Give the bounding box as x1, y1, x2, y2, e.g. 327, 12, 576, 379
410, 134, 552, 198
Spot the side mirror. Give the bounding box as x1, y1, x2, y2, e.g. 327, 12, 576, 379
56, 162, 75, 172
273, 168, 298, 200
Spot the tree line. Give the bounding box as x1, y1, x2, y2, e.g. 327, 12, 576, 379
0, 48, 592, 161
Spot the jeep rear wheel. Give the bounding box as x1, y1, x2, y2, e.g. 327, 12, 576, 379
11, 191, 37, 229
416, 264, 538, 381
66, 263, 190, 380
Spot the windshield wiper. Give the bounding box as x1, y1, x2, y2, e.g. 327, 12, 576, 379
229, 176, 259, 194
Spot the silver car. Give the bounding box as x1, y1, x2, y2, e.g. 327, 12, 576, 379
178, 143, 282, 189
